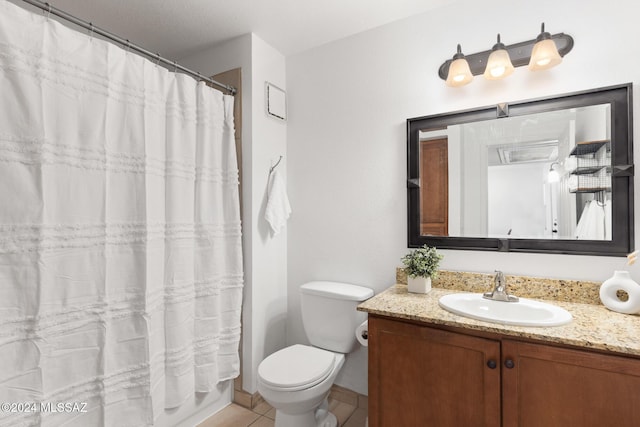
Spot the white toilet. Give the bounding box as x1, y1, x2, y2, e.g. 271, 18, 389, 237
257, 281, 373, 427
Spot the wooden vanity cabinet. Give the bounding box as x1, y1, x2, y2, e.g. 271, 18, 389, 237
368, 316, 501, 427
368, 315, 640, 427
502, 340, 640, 427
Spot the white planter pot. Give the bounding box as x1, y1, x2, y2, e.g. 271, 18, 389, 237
408, 276, 432, 294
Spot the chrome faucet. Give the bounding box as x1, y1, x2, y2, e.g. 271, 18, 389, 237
483, 270, 519, 302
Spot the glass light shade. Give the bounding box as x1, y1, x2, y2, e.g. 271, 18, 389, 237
529, 39, 562, 71
445, 58, 473, 87
548, 162, 561, 183
484, 49, 515, 80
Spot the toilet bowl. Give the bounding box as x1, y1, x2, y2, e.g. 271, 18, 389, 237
258, 344, 345, 427
256, 281, 373, 427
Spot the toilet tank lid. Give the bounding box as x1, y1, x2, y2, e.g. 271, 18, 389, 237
300, 281, 374, 301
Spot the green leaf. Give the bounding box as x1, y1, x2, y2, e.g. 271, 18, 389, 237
401, 245, 443, 278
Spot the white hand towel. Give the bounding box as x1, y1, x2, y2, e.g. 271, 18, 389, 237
575, 200, 592, 239
591, 201, 605, 240
564, 157, 577, 173
265, 169, 291, 236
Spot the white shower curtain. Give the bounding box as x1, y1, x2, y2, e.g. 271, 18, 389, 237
0, 1, 243, 426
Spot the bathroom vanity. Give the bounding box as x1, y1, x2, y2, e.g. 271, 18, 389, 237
358, 275, 640, 427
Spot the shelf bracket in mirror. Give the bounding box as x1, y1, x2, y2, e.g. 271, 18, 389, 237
407, 178, 420, 188
613, 165, 635, 177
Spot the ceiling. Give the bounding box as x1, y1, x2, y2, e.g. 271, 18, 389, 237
28, 0, 454, 59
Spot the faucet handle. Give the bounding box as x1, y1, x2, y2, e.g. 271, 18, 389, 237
484, 270, 518, 302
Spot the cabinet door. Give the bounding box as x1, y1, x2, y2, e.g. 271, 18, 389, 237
368, 316, 501, 427
502, 340, 640, 427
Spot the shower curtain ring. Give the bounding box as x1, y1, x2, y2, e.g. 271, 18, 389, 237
45, 2, 51, 20
173, 60, 178, 72
125, 40, 131, 53
89, 23, 94, 40
155, 53, 161, 66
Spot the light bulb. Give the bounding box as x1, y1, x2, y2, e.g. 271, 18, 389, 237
490, 66, 506, 78
483, 34, 514, 80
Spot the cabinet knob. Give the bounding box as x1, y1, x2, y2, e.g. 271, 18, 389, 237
504, 359, 515, 369
487, 360, 497, 369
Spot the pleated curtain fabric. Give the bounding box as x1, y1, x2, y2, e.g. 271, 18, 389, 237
0, 1, 243, 425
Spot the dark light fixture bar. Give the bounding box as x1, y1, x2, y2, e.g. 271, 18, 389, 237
438, 33, 574, 80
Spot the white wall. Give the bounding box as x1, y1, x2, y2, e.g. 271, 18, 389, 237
575, 104, 610, 142
245, 34, 288, 394
287, 0, 640, 395
180, 33, 287, 396
461, 125, 488, 236
488, 163, 548, 238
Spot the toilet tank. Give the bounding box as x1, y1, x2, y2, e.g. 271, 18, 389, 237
300, 281, 374, 354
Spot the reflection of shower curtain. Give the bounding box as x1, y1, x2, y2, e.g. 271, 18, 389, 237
0, 2, 243, 426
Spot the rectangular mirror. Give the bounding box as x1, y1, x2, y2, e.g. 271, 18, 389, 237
407, 84, 634, 256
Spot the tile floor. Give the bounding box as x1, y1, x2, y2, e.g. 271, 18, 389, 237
197, 397, 367, 427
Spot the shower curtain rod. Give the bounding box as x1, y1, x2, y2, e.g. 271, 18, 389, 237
20, 0, 237, 95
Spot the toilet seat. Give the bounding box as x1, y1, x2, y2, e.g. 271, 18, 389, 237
258, 344, 336, 392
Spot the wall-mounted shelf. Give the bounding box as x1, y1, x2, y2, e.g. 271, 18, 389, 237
571, 166, 611, 175
567, 139, 611, 194
569, 187, 611, 194
569, 139, 610, 156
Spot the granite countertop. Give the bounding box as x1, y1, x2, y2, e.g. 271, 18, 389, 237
358, 282, 640, 357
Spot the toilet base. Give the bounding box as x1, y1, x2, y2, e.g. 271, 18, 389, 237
274, 397, 337, 427
275, 411, 336, 427
319, 412, 337, 427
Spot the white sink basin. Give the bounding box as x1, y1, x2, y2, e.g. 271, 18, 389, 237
438, 293, 572, 327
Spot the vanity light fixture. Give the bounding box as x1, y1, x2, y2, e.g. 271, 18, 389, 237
484, 34, 515, 80
444, 44, 473, 87
438, 23, 573, 86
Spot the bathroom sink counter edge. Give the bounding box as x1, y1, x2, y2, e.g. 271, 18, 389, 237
358, 284, 640, 357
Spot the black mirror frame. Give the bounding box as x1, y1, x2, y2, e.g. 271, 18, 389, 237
407, 83, 634, 256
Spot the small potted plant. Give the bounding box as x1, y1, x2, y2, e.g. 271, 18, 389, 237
401, 245, 443, 294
